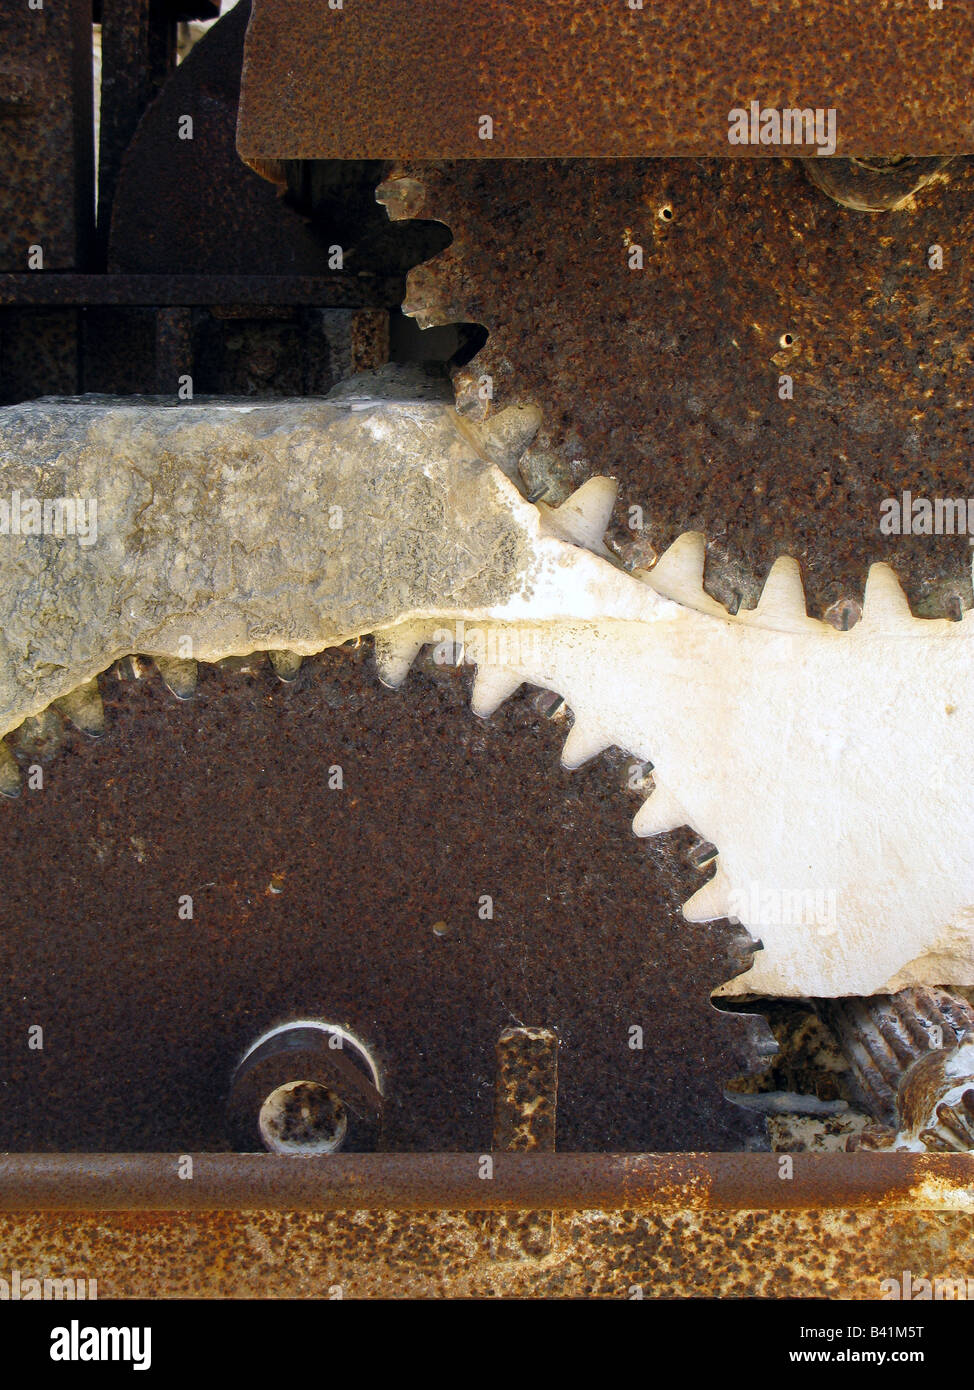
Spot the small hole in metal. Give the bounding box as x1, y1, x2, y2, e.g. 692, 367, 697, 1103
258, 1080, 347, 1154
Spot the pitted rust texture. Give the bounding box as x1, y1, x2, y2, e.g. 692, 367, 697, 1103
493, 1027, 558, 1153
389, 157, 974, 617
491, 1026, 558, 1259
0, 643, 765, 1153
237, 0, 974, 161
3, 1203, 972, 1298
0, 0, 93, 270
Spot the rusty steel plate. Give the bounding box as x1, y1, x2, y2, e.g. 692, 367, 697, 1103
0, 1153, 972, 1299
4, 1206, 973, 1298
108, 0, 347, 278
1, 1151, 971, 1212
0, 643, 767, 1155
106, 0, 444, 288
0, 0, 94, 270
381, 156, 974, 618
237, 0, 974, 162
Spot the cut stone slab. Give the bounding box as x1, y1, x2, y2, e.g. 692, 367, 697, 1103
0, 394, 971, 1001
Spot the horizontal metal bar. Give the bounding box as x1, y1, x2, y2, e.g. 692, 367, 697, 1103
0, 273, 403, 309
0, 1152, 970, 1213
238, 0, 974, 160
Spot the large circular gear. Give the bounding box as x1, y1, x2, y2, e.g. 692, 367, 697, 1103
0, 643, 769, 1154
379, 157, 974, 620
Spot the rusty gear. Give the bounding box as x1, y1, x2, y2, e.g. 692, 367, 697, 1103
379, 157, 974, 619
0, 643, 770, 1154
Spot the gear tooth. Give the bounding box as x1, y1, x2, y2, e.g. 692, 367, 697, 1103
646, 531, 707, 604
154, 656, 198, 701
683, 866, 733, 923
452, 372, 488, 420
0, 738, 21, 798
751, 556, 808, 623
53, 677, 106, 738
374, 630, 425, 690
267, 650, 303, 683
540, 477, 617, 552
861, 563, 917, 631
469, 403, 542, 472
375, 176, 426, 221
402, 253, 466, 329
470, 665, 523, 718
633, 784, 688, 838
560, 717, 611, 770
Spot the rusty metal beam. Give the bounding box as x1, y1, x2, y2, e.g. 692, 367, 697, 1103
0, 272, 404, 308
5, 1202, 972, 1298
237, 0, 974, 162
0, 0, 94, 270
0, 1152, 970, 1213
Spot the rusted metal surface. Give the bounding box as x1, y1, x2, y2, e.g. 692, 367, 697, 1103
107, 0, 448, 289
0, 1154, 970, 1298
152, 304, 192, 393
96, 0, 220, 258
491, 1026, 558, 1257
226, 1025, 382, 1153
0, 1152, 970, 1212
189, 306, 386, 396
0, 308, 80, 402
1, 1, 402, 406
384, 157, 974, 618
0, 0, 94, 271
4, 0, 969, 1300
494, 1027, 558, 1153
97, 0, 155, 262
237, 0, 974, 162
4, 1203, 972, 1298
0, 643, 767, 1154
896, 1051, 974, 1154
804, 155, 957, 212
1, 299, 391, 402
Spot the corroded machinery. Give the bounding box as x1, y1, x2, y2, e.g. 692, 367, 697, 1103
0, 0, 972, 1300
